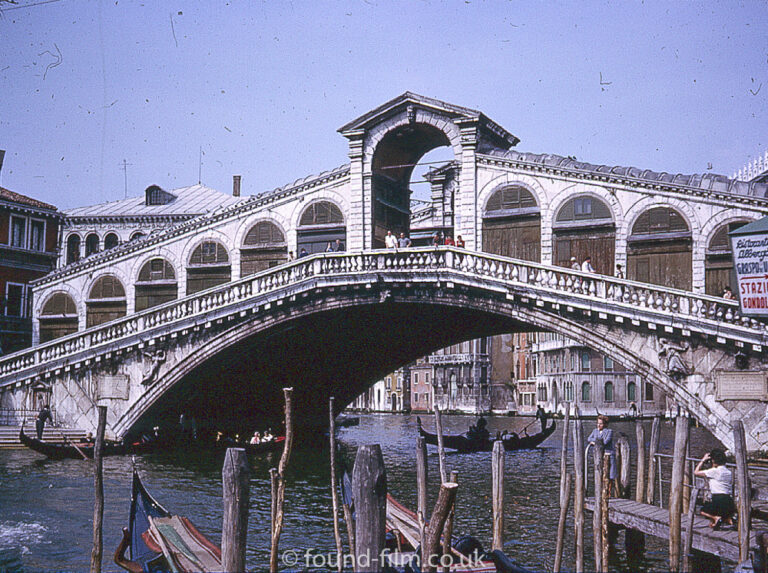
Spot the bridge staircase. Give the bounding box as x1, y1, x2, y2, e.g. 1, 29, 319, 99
0, 425, 87, 449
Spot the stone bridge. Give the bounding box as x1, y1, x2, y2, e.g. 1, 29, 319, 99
1, 248, 767, 451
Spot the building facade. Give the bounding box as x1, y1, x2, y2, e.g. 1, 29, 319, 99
0, 186, 61, 354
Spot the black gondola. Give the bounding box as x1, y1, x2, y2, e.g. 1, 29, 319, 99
18, 424, 153, 460
417, 417, 556, 453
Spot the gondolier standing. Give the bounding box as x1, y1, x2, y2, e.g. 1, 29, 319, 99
535, 405, 548, 431
36, 404, 52, 440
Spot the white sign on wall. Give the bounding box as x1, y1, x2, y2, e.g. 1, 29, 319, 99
731, 231, 768, 316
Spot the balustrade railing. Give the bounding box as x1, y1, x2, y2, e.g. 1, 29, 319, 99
0, 247, 760, 384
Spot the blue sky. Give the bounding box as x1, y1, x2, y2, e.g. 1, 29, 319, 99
0, 0, 766, 210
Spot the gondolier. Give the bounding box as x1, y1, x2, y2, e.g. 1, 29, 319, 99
35, 404, 52, 439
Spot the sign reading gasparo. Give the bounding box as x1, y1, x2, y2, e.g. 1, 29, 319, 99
731, 232, 768, 315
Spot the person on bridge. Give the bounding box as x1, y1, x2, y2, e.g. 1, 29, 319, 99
35, 404, 52, 440
298, 248, 309, 258
398, 232, 412, 248
334, 238, 344, 252
615, 263, 625, 279
385, 230, 398, 249
588, 415, 617, 493
455, 235, 465, 248
722, 286, 735, 300
570, 257, 580, 271
325, 241, 334, 252
695, 449, 736, 529
444, 234, 455, 246
581, 256, 595, 273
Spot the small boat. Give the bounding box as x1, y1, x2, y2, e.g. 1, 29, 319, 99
335, 415, 360, 428
114, 469, 221, 572
19, 424, 154, 460
417, 418, 556, 453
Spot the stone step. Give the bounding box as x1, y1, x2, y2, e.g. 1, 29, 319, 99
0, 426, 87, 449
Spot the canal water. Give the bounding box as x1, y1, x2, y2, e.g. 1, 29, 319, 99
0, 413, 722, 572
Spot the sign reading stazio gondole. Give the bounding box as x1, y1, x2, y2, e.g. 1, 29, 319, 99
731, 218, 768, 315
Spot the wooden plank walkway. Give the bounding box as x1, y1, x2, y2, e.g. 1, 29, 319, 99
585, 497, 746, 562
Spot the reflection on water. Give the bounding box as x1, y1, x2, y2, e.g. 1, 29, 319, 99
0, 413, 723, 571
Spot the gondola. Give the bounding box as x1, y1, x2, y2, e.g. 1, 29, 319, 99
114, 470, 221, 572
19, 424, 154, 460
416, 417, 556, 453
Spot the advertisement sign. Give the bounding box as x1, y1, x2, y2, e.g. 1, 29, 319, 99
731, 223, 768, 315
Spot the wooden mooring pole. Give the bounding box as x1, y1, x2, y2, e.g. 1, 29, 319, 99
329, 398, 343, 573
442, 470, 459, 573
647, 416, 661, 505
352, 444, 387, 573
416, 435, 428, 522
601, 452, 611, 570
90, 405, 107, 573
592, 440, 605, 573
222, 448, 250, 572
270, 387, 295, 573
553, 402, 571, 573
492, 440, 505, 551
626, 419, 647, 557
733, 420, 752, 564
669, 414, 689, 573
433, 404, 448, 483
573, 414, 585, 573
423, 481, 459, 573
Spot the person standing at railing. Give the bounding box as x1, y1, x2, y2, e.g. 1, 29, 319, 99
385, 230, 398, 249
455, 235, 465, 248
581, 256, 595, 273
615, 264, 625, 279
333, 239, 344, 252
588, 415, 617, 494
570, 257, 580, 270
694, 448, 736, 530
398, 232, 412, 248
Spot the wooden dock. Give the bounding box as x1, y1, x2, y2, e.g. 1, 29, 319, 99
585, 497, 747, 562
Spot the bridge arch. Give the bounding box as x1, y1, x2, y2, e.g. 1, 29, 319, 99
110, 282, 705, 442
700, 212, 756, 295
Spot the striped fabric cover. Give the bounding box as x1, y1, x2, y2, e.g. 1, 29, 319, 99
147, 515, 222, 572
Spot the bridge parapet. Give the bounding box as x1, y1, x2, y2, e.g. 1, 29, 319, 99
1, 247, 765, 390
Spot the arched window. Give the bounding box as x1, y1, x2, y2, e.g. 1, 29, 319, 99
645, 382, 654, 401
241, 221, 288, 276
86, 275, 126, 327
705, 220, 750, 296
581, 352, 591, 371
66, 234, 81, 264
482, 185, 541, 262
628, 207, 692, 289
553, 196, 614, 274
39, 292, 79, 342
130, 231, 146, 241
104, 233, 119, 250
297, 201, 346, 255
604, 381, 614, 402
627, 381, 636, 403
85, 233, 100, 257
136, 258, 178, 311
564, 380, 574, 402
581, 381, 591, 402
187, 241, 231, 294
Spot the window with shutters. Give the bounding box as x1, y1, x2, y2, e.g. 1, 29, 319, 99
86, 275, 127, 327
136, 258, 178, 311
187, 241, 231, 294
242, 221, 288, 276
40, 292, 79, 342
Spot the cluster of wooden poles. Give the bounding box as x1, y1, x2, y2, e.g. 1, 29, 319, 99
553, 402, 753, 573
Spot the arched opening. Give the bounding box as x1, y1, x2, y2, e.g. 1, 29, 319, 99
297, 202, 346, 255
241, 221, 288, 276
130, 231, 146, 241
553, 195, 615, 274
85, 233, 100, 257
408, 146, 456, 246
86, 275, 126, 328
482, 185, 541, 261
39, 292, 79, 342
581, 381, 591, 402
627, 207, 692, 289
187, 241, 231, 295
391, 393, 398, 412
705, 220, 750, 296
371, 124, 453, 247
104, 233, 119, 250
604, 381, 614, 402
136, 258, 178, 311
627, 381, 636, 403
66, 234, 81, 264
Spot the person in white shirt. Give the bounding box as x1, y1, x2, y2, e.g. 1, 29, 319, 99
385, 230, 398, 249
694, 448, 736, 529
581, 256, 595, 273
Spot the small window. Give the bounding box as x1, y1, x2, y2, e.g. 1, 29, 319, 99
604, 381, 614, 402
485, 185, 537, 213
631, 207, 689, 236
130, 231, 146, 241
66, 234, 81, 264
85, 233, 99, 256
190, 241, 229, 265
6, 283, 26, 317
30, 220, 45, 251
604, 356, 614, 372
10, 216, 26, 248
645, 382, 654, 401
565, 381, 574, 402
581, 382, 591, 402
556, 196, 612, 223
627, 381, 636, 403
299, 201, 344, 226
581, 352, 591, 371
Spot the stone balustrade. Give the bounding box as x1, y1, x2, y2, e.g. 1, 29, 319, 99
0, 247, 761, 388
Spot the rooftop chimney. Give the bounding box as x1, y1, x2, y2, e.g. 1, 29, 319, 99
233, 175, 241, 197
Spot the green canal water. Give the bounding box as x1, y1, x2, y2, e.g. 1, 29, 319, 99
0, 413, 722, 571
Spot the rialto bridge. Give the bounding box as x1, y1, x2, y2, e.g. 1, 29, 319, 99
3, 92, 768, 450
